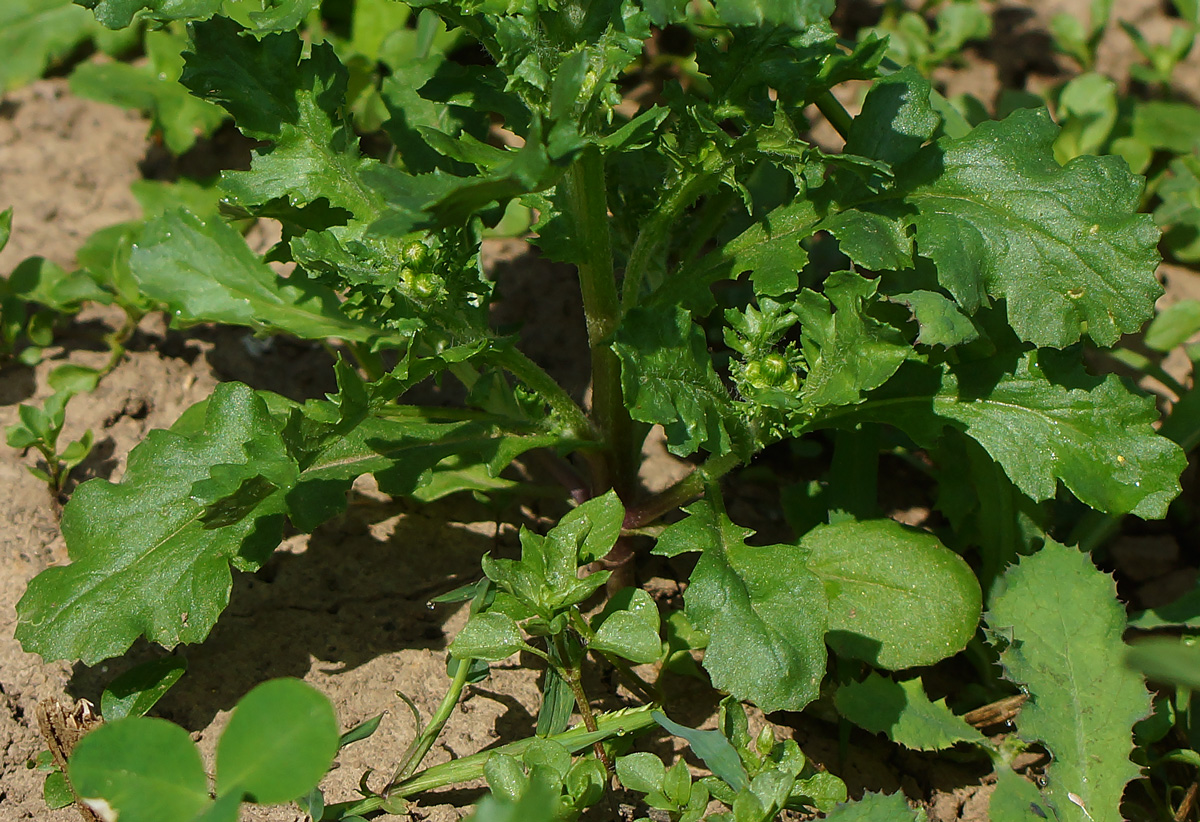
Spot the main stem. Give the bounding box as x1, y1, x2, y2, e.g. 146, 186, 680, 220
563, 147, 636, 497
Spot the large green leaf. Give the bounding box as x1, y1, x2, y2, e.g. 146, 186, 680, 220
130, 209, 384, 344
17, 378, 566, 663
803, 519, 980, 670
615, 306, 753, 458
181, 17, 384, 226
16, 383, 295, 663
663, 499, 828, 713
0, 1, 96, 93
835, 673, 986, 751
812, 350, 1185, 519
986, 540, 1150, 822
896, 107, 1161, 348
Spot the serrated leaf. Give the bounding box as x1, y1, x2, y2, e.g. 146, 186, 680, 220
986, 540, 1150, 822
1, 1, 96, 93
816, 210, 912, 272
835, 673, 986, 751
676, 499, 828, 713
616, 306, 753, 458
845, 67, 939, 168
673, 199, 818, 311
823, 792, 925, 822
286, 410, 569, 532
182, 18, 384, 225
804, 519, 981, 670
898, 108, 1161, 348
215, 678, 339, 804
16, 383, 295, 663
813, 350, 1185, 519
131, 209, 383, 344
794, 271, 911, 409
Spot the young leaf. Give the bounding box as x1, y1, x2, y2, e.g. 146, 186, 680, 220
16, 383, 296, 663
590, 588, 662, 665
793, 271, 911, 410
69, 28, 226, 154
986, 540, 1150, 822
130, 209, 384, 344
897, 107, 1161, 348
70, 717, 212, 822
989, 768, 1053, 822
215, 678, 339, 804
665, 499, 828, 713
615, 306, 753, 459
804, 519, 980, 670
450, 612, 528, 661
834, 673, 986, 751
42, 770, 74, 810
483, 525, 609, 619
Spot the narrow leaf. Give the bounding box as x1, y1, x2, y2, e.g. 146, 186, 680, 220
101, 657, 188, 721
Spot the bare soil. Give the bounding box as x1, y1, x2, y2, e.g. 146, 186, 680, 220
2, 2, 1200, 821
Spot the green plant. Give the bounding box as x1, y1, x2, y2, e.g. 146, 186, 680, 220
6, 365, 98, 495
11, 0, 1192, 819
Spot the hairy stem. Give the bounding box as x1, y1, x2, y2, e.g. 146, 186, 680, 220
563, 148, 637, 496
486, 345, 598, 442
620, 163, 725, 314
624, 451, 743, 529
